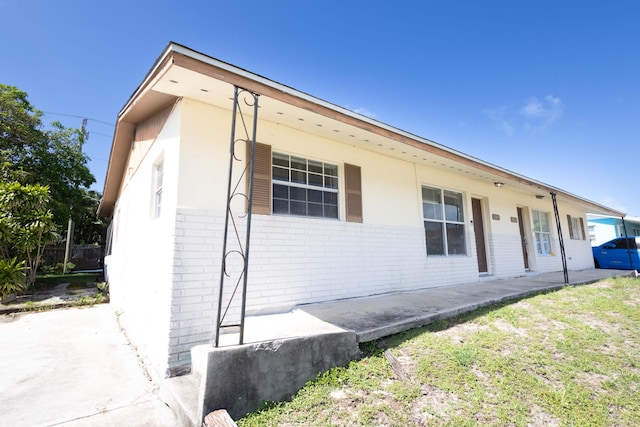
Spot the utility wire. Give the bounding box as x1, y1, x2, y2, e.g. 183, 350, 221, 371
42, 111, 115, 127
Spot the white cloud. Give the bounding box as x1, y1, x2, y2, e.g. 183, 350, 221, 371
482, 106, 514, 136
520, 95, 564, 134
484, 96, 564, 136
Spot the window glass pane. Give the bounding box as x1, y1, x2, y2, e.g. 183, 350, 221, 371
290, 201, 307, 216
308, 173, 323, 187
446, 223, 466, 255
570, 218, 579, 240
273, 153, 289, 167
308, 189, 323, 203
539, 212, 550, 232
308, 160, 323, 174
308, 203, 323, 217
273, 166, 289, 181
422, 187, 443, 220
273, 184, 289, 199
290, 187, 307, 201
541, 233, 552, 254
425, 221, 445, 255
291, 170, 307, 184
291, 156, 307, 171
155, 164, 163, 188
325, 164, 338, 177
325, 176, 338, 189
273, 199, 288, 214
444, 190, 464, 222
324, 192, 337, 205
155, 192, 162, 218
535, 232, 552, 255
324, 205, 338, 219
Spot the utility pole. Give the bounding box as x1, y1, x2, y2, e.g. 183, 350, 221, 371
63, 217, 74, 274
81, 117, 89, 142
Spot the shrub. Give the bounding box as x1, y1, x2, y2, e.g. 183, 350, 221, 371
0, 257, 27, 299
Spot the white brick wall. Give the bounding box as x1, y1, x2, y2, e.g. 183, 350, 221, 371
488, 233, 527, 277
167, 209, 221, 372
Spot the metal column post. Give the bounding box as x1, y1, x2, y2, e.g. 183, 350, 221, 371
621, 217, 635, 271
550, 192, 569, 284
215, 86, 260, 347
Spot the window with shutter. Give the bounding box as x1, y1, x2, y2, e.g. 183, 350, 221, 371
271, 152, 339, 219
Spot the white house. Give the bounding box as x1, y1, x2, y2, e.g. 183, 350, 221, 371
587, 214, 640, 246
98, 42, 624, 379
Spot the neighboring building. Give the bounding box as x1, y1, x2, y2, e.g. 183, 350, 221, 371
587, 214, 640, 246
98, 42, 624, 379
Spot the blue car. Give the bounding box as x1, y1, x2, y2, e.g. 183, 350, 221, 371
592, 237, 640, 270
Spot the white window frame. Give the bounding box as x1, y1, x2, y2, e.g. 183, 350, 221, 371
422, 185, 467, 256
153, 160, 163, 219
533, 210, 553, 255
271, 152, 339, 219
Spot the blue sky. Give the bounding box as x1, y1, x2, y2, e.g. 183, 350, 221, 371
2, 1, 638, 216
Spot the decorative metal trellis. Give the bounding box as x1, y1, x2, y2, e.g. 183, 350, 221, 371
550, 192, 569, 284
215, 86, 260, 347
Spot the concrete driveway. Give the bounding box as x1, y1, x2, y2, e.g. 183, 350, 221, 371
0, 305, 178, 427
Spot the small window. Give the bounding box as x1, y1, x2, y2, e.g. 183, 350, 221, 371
533, 210, 553, 255
422, 186, 466, 256
567, 215, 586, 240
272, 152, 338, 219
153, 161, 163, 219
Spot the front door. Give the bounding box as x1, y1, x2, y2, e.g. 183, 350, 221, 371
517, 207, 530, 269
472, 198, 488, 273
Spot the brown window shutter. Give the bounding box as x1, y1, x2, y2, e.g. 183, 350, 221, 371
345, 163, 362, 223
579, 217, 586, 240
567, 215, 574, 239
246, 142, 271, 215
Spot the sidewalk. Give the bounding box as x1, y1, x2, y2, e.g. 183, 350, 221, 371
0, 305, 178, 427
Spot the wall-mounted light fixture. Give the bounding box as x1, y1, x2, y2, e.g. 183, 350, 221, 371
494, 182, 505, 188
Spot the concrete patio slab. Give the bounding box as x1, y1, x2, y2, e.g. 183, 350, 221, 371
0, 305, 178, 427
298, 269, 633, 342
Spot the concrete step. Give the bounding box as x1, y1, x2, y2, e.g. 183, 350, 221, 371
160, 373, 200, 427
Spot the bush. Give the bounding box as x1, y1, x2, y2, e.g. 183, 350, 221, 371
0, 257, 27, 299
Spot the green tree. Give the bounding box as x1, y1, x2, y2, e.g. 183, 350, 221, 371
74, 189, 109, 245
0, 181, 59, 286
0, 84, 95, 228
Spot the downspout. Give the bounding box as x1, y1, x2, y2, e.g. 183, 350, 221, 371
621, 217, 635, 271
550, 192, 569, 284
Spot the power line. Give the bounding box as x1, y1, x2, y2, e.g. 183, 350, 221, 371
42, 111, 115, 127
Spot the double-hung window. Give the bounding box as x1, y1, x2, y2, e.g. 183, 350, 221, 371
272, 152, 339, 219
533, 210, 552, 255
153, 161, 163, 219
567, 215, 585, 240
422, 186, 466, 256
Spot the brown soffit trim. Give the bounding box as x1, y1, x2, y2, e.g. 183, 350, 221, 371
169, 50, 623, 216
102, 42, 625, 218
98, 121, 135, 217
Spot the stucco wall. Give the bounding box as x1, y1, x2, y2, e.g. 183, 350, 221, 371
107, 96, 599, 376
106, 103, 182, 379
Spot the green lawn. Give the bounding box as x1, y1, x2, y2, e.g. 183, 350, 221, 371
239, 277, 640, 426
34, 272, 98, 288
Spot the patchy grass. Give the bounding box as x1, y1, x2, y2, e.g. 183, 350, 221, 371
238, 277, 640, 426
